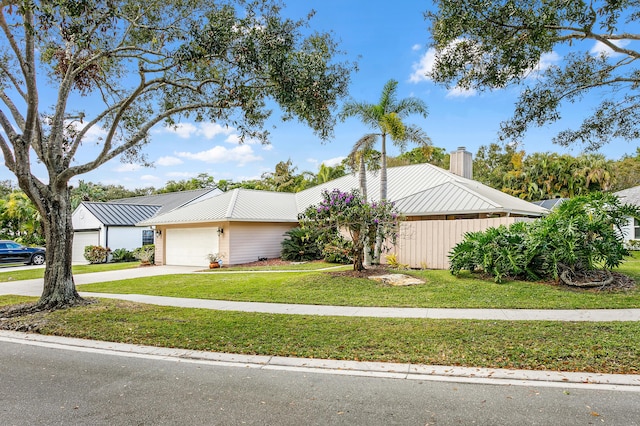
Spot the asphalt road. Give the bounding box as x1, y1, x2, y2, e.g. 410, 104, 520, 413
1, 341, 639, 425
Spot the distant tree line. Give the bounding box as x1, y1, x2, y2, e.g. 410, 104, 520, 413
0, 145, 637, 246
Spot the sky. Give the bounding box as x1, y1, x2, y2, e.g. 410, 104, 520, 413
1, 0, 637, 190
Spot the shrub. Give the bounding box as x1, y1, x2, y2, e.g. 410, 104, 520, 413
385, 253, 409, 270
84, 245, 110, 264
449, 193, 640, 283
280, 227, 322, 261
111, 248, 135, 262
133, 245, 155, 265
322, 236, 352, 264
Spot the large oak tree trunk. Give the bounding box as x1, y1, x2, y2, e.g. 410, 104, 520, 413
37, 188, 83, 309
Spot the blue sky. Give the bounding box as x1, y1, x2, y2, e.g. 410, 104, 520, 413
1, 1, 636, 190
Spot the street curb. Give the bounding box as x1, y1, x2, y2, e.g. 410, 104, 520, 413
2, 330, 639, 392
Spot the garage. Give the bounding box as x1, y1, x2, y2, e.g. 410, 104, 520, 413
165, 227, 218, 266
72, 230, 100, 263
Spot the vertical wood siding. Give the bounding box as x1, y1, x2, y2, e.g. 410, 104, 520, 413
394, 218, 528, 269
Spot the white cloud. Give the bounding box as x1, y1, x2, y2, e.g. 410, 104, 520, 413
224, 133, 261, 145
590, 39, 631, 57
445, 86, 477, 98
322, 156, 345, 167
140, 174, 161, 182
199, 122, 235, 139
165, 123, 198, 139
261, 144, 273, 151
409, 48, 436, 83
410, 45, 477, 98
176, 144, 262, 166
113, 163, 142, 172
66, 121, 108, 143
156, 156, 183, 166
531, 51, 562, 73
411, 44, 422, 51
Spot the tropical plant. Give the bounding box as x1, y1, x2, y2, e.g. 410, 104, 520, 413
280, 227, 322, 262
83, 245, 110, 264
299, 189, 402, 271
449, 193, 640, 284
111, 248, 135, 263
134, 245, 155, 265
321, 235, 352, 265
339, 79, 430, 201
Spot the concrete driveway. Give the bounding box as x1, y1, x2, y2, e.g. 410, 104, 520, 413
0, 265, 199, 296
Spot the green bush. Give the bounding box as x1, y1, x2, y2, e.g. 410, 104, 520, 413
111, 248, 135, 262
133, 245, 155, 264
322, 236, 352, 264
281, 227, 322, 262
83, 245, 110, 264
449, 193, 640, 282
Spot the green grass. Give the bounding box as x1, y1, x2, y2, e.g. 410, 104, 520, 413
0, 262, 139, 283
206, 261, 350, 272
2, 296, 638, 374
78, 262, 640, 309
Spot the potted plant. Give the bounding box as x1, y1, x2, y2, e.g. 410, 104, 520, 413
206, 252, 223, 269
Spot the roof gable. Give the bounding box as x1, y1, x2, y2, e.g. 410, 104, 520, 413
108, 188, 221, 215
615, 185, 640, 206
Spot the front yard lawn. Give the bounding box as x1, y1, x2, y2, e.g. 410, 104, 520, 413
0, 262, 140, 283
78, 261, 640, 309
1, 296, 638, 374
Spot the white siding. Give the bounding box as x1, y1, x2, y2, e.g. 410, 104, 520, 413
107, 226, 152, 251
72, 205, 102, 230
227, 223, 296, 265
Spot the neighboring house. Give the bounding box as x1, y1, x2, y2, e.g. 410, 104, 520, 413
532, 198, 567, 210
71, 188, 221, 263
140, 148, 548, 268
614, 185, 640, 246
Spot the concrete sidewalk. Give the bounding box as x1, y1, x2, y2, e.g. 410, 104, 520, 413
2, 265, 640, 321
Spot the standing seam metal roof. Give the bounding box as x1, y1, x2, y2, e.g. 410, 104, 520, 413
139, 163, 548, 226
82, 203, 161, 226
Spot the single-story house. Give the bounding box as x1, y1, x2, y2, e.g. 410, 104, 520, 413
140, 147, 548, 268
71, 188, 221, 263
614, 185, 640, 246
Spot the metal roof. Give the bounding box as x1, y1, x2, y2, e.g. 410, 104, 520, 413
138, 189, 299, 225
108, 188, 221, 215
141, 163, 548, 226
615, 185, 640, 206
532, 198, 567, 210
82, 202, 161, 226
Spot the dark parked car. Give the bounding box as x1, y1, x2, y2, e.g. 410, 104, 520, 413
0, 240, 46, 265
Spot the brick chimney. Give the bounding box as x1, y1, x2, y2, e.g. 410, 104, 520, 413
449, 146, 473, 179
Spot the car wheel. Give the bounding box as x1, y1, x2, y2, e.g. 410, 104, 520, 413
30, 253, 45, 265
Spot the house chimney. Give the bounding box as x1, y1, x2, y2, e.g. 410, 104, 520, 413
449, 146, 473, 179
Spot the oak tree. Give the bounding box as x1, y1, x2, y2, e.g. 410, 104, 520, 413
427, 1, 639, 151
0, 0, 352, 309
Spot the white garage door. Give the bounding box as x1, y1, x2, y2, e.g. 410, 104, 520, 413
72, 231, 100, 263
165, 228, 218, 266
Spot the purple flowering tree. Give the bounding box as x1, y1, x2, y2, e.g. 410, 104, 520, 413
299, 189, 402, 271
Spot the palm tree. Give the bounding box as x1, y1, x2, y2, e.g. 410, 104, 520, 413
339, 79, 430, 201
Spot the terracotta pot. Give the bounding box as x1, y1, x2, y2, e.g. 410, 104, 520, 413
209, 262, 220, 269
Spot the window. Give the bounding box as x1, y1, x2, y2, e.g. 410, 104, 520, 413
142, 229, 154, 246
635, 218, 640, 239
